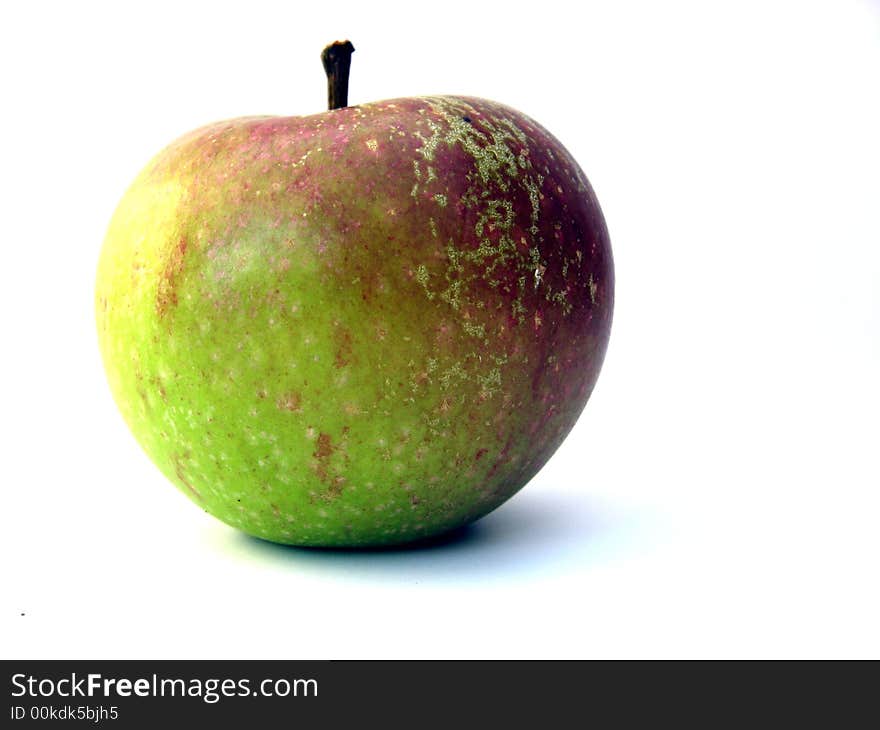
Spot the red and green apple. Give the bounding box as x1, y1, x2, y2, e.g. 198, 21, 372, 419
95, 42, 614, 546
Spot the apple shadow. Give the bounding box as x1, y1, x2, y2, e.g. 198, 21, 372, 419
215, 490, 647, 583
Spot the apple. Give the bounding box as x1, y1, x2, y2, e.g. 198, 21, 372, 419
95, 42, 614, 546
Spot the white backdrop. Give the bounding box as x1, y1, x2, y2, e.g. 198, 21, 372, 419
2, 0, 878, 658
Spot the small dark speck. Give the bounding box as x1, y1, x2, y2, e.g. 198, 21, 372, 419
462, 115, 472, 124
21, 612, 25, 616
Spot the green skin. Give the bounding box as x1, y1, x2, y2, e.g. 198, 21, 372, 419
96, 95, 614, 547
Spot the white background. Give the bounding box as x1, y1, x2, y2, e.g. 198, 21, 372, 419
1, 0, 878, 659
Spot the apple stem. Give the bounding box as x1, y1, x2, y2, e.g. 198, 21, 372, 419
321, 40, 355, 110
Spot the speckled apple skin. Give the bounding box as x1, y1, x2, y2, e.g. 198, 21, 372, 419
95, 95, 613, 546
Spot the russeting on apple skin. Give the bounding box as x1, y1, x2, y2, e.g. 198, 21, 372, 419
95, 92, 614, 547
